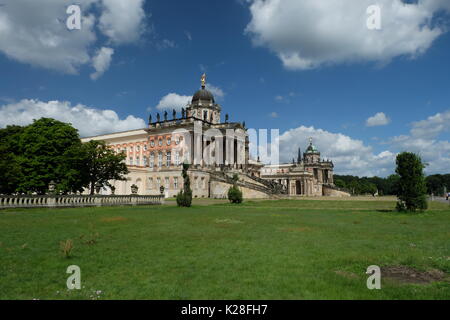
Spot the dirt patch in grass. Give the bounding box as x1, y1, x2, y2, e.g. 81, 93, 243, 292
382, 265, 447, 284
100, 217, 128, 223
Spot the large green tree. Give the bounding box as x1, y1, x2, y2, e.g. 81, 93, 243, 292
0, 125, 25, 194
395, 152, 428, 212
16, 118, 82, 194
79, 140, 129, 194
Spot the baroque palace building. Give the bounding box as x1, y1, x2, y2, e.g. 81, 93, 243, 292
81, 74, 346, 198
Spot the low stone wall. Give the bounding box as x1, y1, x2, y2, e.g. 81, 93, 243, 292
0, 194, 164, 209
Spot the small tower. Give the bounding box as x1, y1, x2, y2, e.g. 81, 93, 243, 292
303, 137, 320, 163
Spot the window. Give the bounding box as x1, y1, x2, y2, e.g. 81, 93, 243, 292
175, 151, 180, 166
167, 137, 171, 145
158, 139, 162, 146
203, 110, 208, 120
158, 152, 162, 167
166, 152, 171, 167
174, 177, 178, 189
150, 153, 154, 168
148, 178, 153, 189
156, 177, 161, 188
143, 144, 147, 151
136, 157, 140, 166
165, 177, 169, 189
175, 136, 180, 145
129, 157, 133, 165
136, 145, 140, 152
150, 140, 155, 147
143, 156, 148, 167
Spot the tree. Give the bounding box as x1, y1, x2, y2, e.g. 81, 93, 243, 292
0, 125, 25, 194
176, 162, 192, 207
395, 152, 428, 212
227, 173, 243, 204
16, 118, 82, 194
79, 140, 129, 195
426, 174, 445, 196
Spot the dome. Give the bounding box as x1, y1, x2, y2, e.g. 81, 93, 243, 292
305, 142, 319, 153
192, 87, 215, 104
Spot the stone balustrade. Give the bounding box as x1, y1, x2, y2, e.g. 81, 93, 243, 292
0, 194, 164, 209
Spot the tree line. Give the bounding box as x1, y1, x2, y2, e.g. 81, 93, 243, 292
0, 118, 129, 195
335, 173, 449, 197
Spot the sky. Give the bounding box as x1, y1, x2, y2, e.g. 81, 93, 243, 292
0, 0, 449, 177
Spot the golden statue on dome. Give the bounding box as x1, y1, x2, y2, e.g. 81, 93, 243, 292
201, 73, 206, 88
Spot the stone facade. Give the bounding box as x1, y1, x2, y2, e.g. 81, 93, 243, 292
81, 75, 342, 198
260, 139, 336, 197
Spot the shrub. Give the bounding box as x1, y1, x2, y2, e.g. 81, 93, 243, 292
228, 185, 243, 204
177, 162, 192, 207
176, 189, 192, 207
60, 239, 74, 258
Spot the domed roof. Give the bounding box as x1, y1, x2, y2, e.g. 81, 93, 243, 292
192, 87, 215, 103
305, 139, 319, 154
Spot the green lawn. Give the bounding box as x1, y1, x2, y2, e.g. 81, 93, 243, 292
0, 198, 449, 300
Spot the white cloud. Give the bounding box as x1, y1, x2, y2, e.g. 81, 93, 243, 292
366, 112, 390, 127
410, 110, 450, 139
206, 84, 225, 99
155, 93, 192, 111
389, 109, 450, 174
245, 0, 450, 70
0, 99, 146, 137
98, 0, 146, 44
0, 0, 146, 74
269, 112, 278, 118
90, 47, 114, 80
0, 0, 97, 74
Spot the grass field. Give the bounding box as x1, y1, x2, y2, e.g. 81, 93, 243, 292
0, 198, 449, 300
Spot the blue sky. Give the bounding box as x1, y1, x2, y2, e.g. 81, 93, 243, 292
0, 0, 449, 176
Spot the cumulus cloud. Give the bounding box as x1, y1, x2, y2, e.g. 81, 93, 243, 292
245, 0, 450, 70
99, 0, 146, 44
0, 0, 146, 74
366, 112, 390, 127
90, 47, 114, 80
0, 99, 146, 137
389, 109, 450, 174
0, 0, 97, 74
410, 110, 450, 139
155, 93, 192, 111
277, 125, 396, 177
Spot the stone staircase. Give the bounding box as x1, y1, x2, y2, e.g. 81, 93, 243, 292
209, 170, 286, 198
